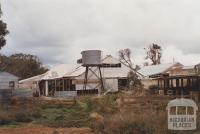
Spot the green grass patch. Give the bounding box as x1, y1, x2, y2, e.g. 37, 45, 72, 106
0, 94, 119, 128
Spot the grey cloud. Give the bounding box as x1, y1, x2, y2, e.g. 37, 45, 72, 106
1, 0, 200, 66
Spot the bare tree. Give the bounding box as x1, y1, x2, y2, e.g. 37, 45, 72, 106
118, 48, 133, 69
118, 49, 142, 89
144, 43, 162, 65
118, 48, 143, 72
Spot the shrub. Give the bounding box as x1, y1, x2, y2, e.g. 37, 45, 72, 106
148, 85, 159, 95
15, 112, 33, 122
103, 113, 155, 134
10, 96, 18, 105
128, 71, 142, 89
90, 112, 104, 131
0, 111, 13, 125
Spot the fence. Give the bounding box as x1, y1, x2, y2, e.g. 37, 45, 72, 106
0, 89, 32, 100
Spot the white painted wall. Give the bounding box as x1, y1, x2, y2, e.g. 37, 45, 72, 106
104, 79, 118, 92
55, 91, 77, 97
75, 78, 119, 92
76, 83, 100, 90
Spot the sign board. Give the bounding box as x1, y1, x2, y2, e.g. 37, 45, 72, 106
166, 98, 198, 130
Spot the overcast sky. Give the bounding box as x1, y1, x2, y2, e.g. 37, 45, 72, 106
1, 0, 200, 67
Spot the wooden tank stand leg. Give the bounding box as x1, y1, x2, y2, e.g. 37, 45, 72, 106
83, 66, 89, 93
98, 66, 104, 93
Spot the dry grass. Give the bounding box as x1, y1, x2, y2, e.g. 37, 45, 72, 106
1, 93, 200, 134
0, 94, 118, 128
103, 111, 166, 134
0, 126, 94, 134
93, 92, 200, 134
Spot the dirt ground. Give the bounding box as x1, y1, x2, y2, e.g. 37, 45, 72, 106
0, 127, 94, 134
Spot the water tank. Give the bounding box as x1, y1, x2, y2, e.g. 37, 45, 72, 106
81, 50, 102, 66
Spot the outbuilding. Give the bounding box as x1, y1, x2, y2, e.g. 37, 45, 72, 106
138, 63, 183, 89
20, 55, 133, 97
0, 72, 19, 99
0, 72, 18, 90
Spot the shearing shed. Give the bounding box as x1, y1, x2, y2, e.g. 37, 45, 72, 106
20, 55, 133, 97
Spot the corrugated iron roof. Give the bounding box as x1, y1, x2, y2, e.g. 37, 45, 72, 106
64, 66, 85, 77
21, 55, 133, 81
0, 72, 18, 79
42, 55, 131, 80
182, 65, 195, 70
41, 64, 79, 80
19, 73, 46, 83
64, 55, 131, 78
138, 62, 183, 77
102, 55, 121, 64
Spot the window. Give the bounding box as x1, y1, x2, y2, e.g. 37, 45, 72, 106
170, 106, 176, 115
101, 63, 121, 68
48, 80, 55, 91
187, 107, 194, 115
56, 79, 64, 91
9, 81, 15, 88
63, 79, 76, 91
177, 106, 186, 115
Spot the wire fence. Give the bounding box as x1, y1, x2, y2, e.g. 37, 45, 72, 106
0, 89, 32, 104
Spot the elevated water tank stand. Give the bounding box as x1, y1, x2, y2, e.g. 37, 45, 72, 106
83, 66, 104, 93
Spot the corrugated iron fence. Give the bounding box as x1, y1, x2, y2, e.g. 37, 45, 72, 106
0, 89, 32, 101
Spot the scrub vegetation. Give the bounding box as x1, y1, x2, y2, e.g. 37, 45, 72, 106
0, 93, 200, 134
0, 94, 118, 128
